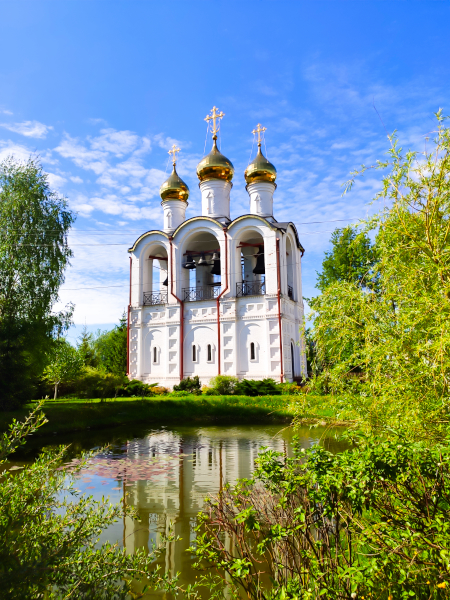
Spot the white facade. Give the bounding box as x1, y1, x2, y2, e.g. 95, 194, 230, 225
127, 138, 306, 388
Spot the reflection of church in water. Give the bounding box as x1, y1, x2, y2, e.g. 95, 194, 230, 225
119, 427, 293, 584
128, 107, 306, 388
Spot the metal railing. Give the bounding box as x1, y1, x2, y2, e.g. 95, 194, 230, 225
288, 285, 294, 300
183, 286, 221, 302
143, 291, 168, 306
236, 279, 265, 297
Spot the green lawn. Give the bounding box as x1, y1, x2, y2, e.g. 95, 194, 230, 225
0, 394, 339, 436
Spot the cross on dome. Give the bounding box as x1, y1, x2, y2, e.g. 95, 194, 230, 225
252, 123, 267, 147
205, 106, 225, 139
168, 144, 181, 165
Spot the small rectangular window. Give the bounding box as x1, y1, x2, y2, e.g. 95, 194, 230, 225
153, 347, 157, 364
192, 344, 196, 362
207, 344, 212, 362
250, 342, 255, 361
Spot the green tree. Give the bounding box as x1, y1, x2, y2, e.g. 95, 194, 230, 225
77, 325, 99, 368
310, 110, 450, 439
43, 339, 84, 400
0, 405, 177, 599
95, 313, 127, 377
316, 225, 379, 293
0, 157, 75, 408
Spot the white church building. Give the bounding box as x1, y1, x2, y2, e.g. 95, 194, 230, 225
127, 108, 306, 388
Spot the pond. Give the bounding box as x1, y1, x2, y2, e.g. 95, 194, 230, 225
12, 422, 347, 598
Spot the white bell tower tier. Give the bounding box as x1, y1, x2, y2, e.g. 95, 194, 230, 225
247, 181, 276, 219
200, 179, 232, 220
245, 124, 277, 221
162, 199, 187, 233
159, 145, 189, 234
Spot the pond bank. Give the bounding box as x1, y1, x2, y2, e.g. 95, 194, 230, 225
0, 395, 343, 437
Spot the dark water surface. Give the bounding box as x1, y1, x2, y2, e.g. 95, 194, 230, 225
11, 422, 347, 598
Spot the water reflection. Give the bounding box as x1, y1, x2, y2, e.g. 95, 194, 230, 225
62, 424, 346, 598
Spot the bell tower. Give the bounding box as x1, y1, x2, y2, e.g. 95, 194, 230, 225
245, 124, 277, 221
160, 145, 189, 233
197, 107, 234, 224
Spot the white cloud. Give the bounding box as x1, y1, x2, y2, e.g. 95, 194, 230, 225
70, 175, 83, 183
0, 140, 33, 162
1, 109, 13, 115
47, 173, 67, 189
90, 128, 140, 156
55, 134, 109, 174
0, 120, 52, 139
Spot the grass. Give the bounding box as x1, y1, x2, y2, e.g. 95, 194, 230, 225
0, 394, 340, 437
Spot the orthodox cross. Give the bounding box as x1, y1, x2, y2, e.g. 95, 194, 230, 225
252, 123, 267, 147
205, 106, 225, 138
168, 144, 180, 165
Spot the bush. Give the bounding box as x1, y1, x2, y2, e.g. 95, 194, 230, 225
74, 367, 123, 399
279, 382, 305, 395
173, 376, 201, 395
234, 378, 281, 396
116, 379, 158, 397
169, 390, 192, 397
207, 375, 238, 395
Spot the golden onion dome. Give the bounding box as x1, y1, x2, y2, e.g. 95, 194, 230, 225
196, 138, 234, 183
160, 165, 189, 202
245, 145, 277, 185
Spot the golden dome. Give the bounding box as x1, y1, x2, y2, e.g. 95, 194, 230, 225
197, 138, 234, 182
245, 146, 277, 185
160, 165, 189, 202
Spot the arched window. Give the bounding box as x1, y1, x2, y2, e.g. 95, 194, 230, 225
207, 344, 212, 362
153, 346, 157, 364
192, 344, 197, 362
250, 342, 255, 361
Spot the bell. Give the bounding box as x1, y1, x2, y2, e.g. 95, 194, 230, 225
197, 253, 209, 267
210, 252, 221, 276
253, 246, 265, 274
162, 277, 168, 286
183, 256, 196, 269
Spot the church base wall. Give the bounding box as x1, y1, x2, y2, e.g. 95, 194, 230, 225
129, 295, 305, 390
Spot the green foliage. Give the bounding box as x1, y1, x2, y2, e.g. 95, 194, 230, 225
117, 379, 158, 397
76, 325, 99, 368
316, 225, 379, 293
234, 378, 281, 396
94, 313, 127, 376
0, 404, 176, 598
42, 338, 84, 399
309, 111, 450, 439
207, 375, 239, 395
0, 157, 75, 408
173, 375, 202, 394
191, 432, 450, 599
74, 367, 125, 400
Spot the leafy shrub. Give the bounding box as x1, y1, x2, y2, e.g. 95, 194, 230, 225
173, 376, 201, 395
169, 390, 192, 397
74, 367, 124, 399
152, 386, 169, 395
117, 379, 158, 397
234, 378, 281, 396
280, 382, 305, 395
208, 375, 238, 395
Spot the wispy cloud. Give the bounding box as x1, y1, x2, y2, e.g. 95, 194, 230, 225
0, 120, 53, 138
0, 140, 33, 162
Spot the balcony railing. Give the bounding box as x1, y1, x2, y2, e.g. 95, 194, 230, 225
288, 285, 294, 300
143, 290, 168, 306
236, 279, 265, 297
183, 286, 221, 302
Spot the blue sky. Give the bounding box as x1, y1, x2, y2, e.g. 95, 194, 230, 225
1, 1, 449, 342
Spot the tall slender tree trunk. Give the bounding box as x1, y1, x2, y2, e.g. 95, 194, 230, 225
54, 382, 59, 400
